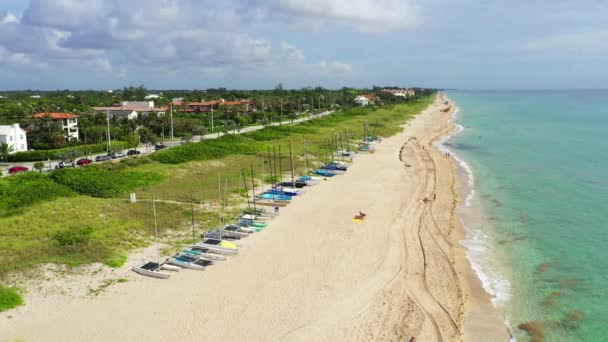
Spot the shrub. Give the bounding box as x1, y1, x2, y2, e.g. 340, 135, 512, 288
119, 156, 152, 167
50, 167, 163, 198
151, 134, 262, 164
7, 141, 128, 162
0, 173, 76, 216
0, 285, 24, 312
105, 252, 128, 268
54, 227, 94, 246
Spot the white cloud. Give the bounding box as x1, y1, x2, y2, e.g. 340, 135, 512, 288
319, 60, 353, 73
0, 11, 18, 24
0, 0, 362, 87
262, 0, 420, 32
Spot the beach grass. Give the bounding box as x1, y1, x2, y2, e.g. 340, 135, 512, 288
0, 285, 24, 312
0, 98, 432, 284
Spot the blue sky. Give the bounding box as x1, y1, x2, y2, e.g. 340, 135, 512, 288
0, 0, 607, 90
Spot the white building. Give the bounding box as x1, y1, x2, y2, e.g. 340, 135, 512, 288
354, 95, 375, 106
121, 101, 155, 108
0, 124, 28, 153
145, 94, 162, 100
92, 101, 166, 120
34, 112, 80, 141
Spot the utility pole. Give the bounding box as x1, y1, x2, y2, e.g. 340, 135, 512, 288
170, 105, 174, 142
106, 109, 111, 154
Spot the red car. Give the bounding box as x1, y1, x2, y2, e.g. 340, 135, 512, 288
77, 158, 93, 166
8, 166, 29, 174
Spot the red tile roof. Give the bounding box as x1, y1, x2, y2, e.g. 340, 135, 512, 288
34, 112, 79, 119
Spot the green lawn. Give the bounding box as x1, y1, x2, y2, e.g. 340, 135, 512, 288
0, 98, 433, 294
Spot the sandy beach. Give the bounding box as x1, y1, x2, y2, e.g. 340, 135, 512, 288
0, 96, 510, 341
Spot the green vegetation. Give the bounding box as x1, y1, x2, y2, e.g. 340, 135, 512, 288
0, 173, 76, 216
0, 285, 24, 312
7, 141, 127, 162
151, 135, 263, 164
50, 166, 163, 198
104, 252, 128, 268
53, 227, 94, 246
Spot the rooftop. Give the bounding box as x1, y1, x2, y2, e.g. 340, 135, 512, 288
34, 112, 80, 119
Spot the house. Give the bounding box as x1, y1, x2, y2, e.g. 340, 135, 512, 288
145, 94, 162, 100
0, 124, 28, 153
381, 88, 416, 97
30, 95, 41, 99
354, 94, 376, 106
92, 101, 166, 120
172, 99, 256, 114
34, 112, 80, 141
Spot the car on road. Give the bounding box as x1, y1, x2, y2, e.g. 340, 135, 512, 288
95, 155, 112, 162
56, 161, 74, 169
8, 166, 29, 174
77, 158, 92, 166
111, 152, 126, 159
155, 144, 166, 151
127, 149, 141, 156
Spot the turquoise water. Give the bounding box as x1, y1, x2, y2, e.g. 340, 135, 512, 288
445, 91, 608, 341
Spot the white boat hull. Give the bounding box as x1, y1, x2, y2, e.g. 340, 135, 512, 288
167, 259, 205, 270
132, 267, 171, 279
160, 264, 181, 272
196, 243, 238, 255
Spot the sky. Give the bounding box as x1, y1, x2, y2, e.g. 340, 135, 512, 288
0, 0, 607, 90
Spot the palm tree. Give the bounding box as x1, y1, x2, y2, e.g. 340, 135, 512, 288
0, 142, 13, 162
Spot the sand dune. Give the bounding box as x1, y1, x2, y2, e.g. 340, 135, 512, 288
0, 96, 509, 341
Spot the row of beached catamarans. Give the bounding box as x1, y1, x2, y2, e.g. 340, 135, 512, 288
133, 140, 380, 279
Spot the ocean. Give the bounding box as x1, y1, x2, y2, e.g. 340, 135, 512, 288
444, 90, 608, 341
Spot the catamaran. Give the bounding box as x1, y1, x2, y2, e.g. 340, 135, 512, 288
132, 262, 176, 279
132, 195, 177, 278
166, 254, 207, 270
196, 239, 238, 255
259, 193, 292, 201
314, 169, 336, 177
185, 246, 228, 261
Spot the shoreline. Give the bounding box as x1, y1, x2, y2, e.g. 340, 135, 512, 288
1, 96, 509, 341
437, 96, 512, 340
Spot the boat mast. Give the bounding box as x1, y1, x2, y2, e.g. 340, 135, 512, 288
222, 177, 228, 233
190, 194, 196, 246
345, 128, 350, 151
324, 138, 329, 164
304, 142, 310, 174
217, 173, 222, 229
273, 146, 278, 184
241, 168, 251, 212
250, 164, 258, 213
267, 146, 273, 185
278, 145, 283, 184
152, 195, 160, 262
289, 140, 295, 188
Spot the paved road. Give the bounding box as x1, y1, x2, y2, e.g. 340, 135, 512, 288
1, 110, 333, 175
